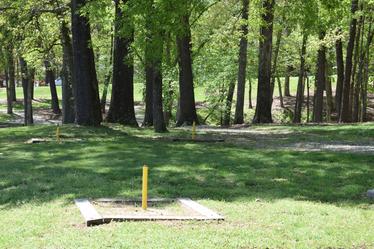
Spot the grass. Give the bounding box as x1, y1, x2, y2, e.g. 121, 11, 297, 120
0, 124, 373, 248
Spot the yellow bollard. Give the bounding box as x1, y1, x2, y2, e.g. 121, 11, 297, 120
56, 125, 61, 143
192, 121, 196, 140
142, 165, 148, 210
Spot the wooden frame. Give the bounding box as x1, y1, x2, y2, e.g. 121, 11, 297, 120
75, 198, 224, 226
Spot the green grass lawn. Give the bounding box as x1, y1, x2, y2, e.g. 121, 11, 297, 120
0, 124, 373, 248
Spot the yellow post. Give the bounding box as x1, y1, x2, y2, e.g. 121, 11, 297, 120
56, 125, 61, 143
142, 165, 148, 210
192, 121, 196, 140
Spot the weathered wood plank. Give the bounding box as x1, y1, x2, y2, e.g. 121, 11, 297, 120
74, 199, 103, 226
178, 198, 224, 220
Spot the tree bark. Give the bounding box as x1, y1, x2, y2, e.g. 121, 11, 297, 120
5, 69, 12, 114
284, 65, 292, 97
71, 0, 102, 126
340, 0, 359, 123
233, 0, 249, 124
361, 21, 373, 122
306, 75, 310, 123
270, 29, 282, 101
60, 21, 76, 124
253, 0, 274, 124
352, 12, 365, 122
312, 31, 326, 123
143, 16, 154, 127
248, 77, 253, 109
19, 57, 33, 125
6, 47, 16, 102
44, 60, 61, 114
176, 14, 198, 126
293, 34, 307, 123
100, 31, 114, 114
277, 77, 284, 108
335, 32, 344, 119
223, 79, 236, 126
107, 0, 138, 126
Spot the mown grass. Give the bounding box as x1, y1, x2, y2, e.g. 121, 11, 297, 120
0, 124, 373, 248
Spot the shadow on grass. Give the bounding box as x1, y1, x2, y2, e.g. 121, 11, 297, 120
0, 125, 373, 209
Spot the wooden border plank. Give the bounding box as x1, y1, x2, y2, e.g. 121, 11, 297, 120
178, 198, 224, 220
74, 199, 103, 226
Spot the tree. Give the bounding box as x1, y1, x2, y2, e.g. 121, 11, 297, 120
293, 34, 307, 123
312, 31, 326, 123
340, 0, 359, 123
253, 0, 275, 124
233, 0, 249, 125
71, 0, 102, 126
19, 57, 33, 125
176, 5, 198, 127
106, 0, 138, 126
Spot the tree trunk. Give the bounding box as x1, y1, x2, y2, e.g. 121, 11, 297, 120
233, 0, 249, 124
44, 61, 61, 114
248, 77, 253, 109
284, 65, 292, 97
335, 32, 344, 118
340, 0, 359, 123
361, 21, 373, 122
6, 47, 16, 102
270, 29, 282, 100
176, 14, 198, 126
223, 79, 236, 126
350, 10, 363, 122
19, 57, 33, 125
100, 31, 114, 114
277, 77, 284, 108
107, 0, 138, 126
293, 34, 307, 123
152, 39, 167, 132
30, 68, 35, 100
306, 75, 310, 123
253, 0, 274, 124
312, 31, 326, 123
142, 10, 155, 127
352, 12, 365, 122
71, 0, 102, 126
60, 21, 76, 124
5, 69, 12, 114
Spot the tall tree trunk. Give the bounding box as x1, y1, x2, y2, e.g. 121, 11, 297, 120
30, 68, 35, 100
176, 14, 198, 126
142, 7, 155, 127
107, 0, 137, 126
60, 21, 76, 124
223, 79, 236, 126
71, 0, 102, 126
19, 57, 33, 125
335, 32, 344, 118
152, 37, 166, 132
277, 77, 284, 108
312, 31, 326, 123
248, 77, 253, 109
233, 0, 249, 124
352, 12, 365, 122
100, 31, 114, 114
253, 0, 274, 124
340, 0, 359, 123
270, 29, 282, 100
350, 10, 363, 122
5, 69, 12, 114
6, 47, 16, 102
44, 61, 61, 114
284, 65, 292, 97
293, 34, 307, 123
306, 75, 310, 123
361, 21, 373, 122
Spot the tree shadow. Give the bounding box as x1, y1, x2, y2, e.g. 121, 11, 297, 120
0, 125, 373, 209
